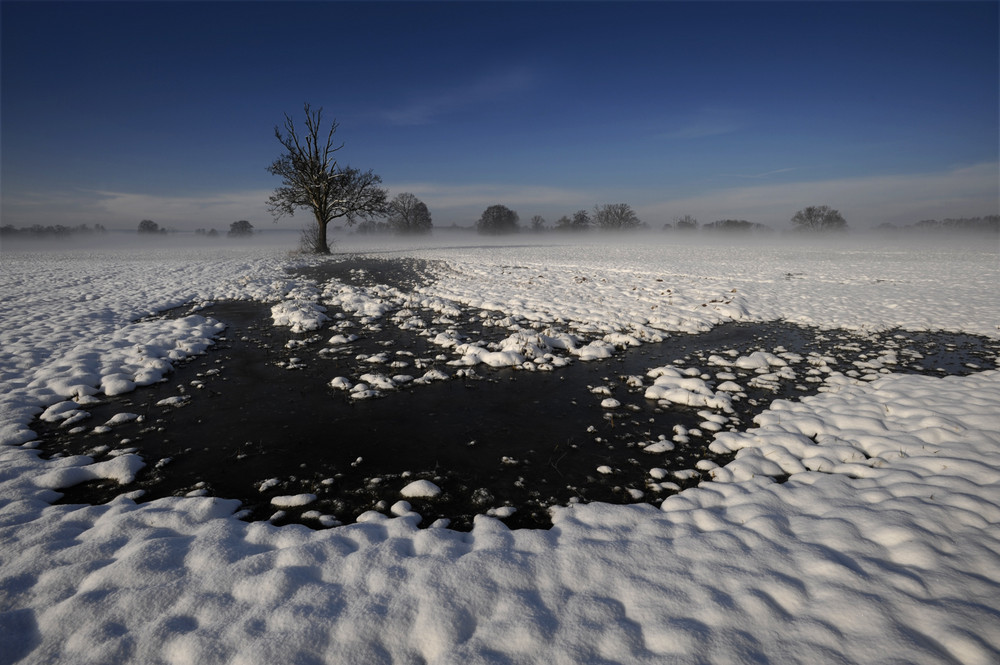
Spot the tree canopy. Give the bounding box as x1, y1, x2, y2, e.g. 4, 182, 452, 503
594, 203, 641, 230
228, 220, 254, 237
138, 219, 162, 234
476, 205, 519, 234
791, 205, 847, 232
387, 192, 432, 234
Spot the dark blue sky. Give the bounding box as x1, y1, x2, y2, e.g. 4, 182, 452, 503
2, 1, 997, 230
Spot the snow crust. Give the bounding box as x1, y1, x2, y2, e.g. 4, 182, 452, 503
2, 235, 999, 664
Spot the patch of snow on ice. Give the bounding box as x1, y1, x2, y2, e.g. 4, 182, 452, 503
270, 299, 330, 333
33, 453, 146, 488
270, 493, 317, 508
400, 479, 442, 498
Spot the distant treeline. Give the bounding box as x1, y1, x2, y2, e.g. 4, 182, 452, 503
1, 223, 109, 238
877, 216, 998, 233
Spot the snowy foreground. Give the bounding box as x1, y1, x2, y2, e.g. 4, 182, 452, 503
2, 233, 999, 664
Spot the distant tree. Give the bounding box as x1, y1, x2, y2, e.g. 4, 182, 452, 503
674, 215, 698, 231
554, 215, 572, 231
267, 103, 388, 254
138, 219, 161, 234
386, 192, 432, 234
594, 203, 641, 230
207, 228, 219, 237
704, 219, 772, 233
530, 215, 546, 232
791, 205, 847, 232
228, 220, 254, 237
476, 204, 519, 234
571, 209, 591, 231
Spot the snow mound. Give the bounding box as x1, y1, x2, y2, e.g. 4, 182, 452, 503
400, 479, 442, 498
644, 367, 733, 412
572, 340, 616, 361
270, 493, 317, 508
270, 299, 330, 333
734, 350, 788, 371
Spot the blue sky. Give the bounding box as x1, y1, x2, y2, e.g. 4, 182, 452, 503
2, 1, 997, 231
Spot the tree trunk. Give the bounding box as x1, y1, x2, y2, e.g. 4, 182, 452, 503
314, 215, 330, 254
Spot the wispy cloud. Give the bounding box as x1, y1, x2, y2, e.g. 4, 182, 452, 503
718, 167, 799, 179
637, 162, 1000, 227
658, 108, 743, 140
380, 67, 537, 126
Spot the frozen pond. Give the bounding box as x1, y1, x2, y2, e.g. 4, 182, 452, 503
33, 256, 1000, 530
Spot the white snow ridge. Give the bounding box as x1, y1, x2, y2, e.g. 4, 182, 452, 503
1, 236, 999, 664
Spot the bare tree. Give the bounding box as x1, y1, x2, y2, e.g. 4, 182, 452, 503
571, 209, 591, 231
387, 192, 433, 234
594, 203, 641, 230
791, 205, 847, 232
530, 215, 546, 232
266, 104, 387, 253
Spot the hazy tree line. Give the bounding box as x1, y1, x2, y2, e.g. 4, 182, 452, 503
264, 104, 998, 253
659, 206, 845, 234
135, 219, 256, 238
473, 204, 843, 235
1, 223, 108, 238
472, 203, 642, 234
258, 104, 858, 249
877, 216, 998, 233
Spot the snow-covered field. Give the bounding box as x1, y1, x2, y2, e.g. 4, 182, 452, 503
2, 232, 999, 664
